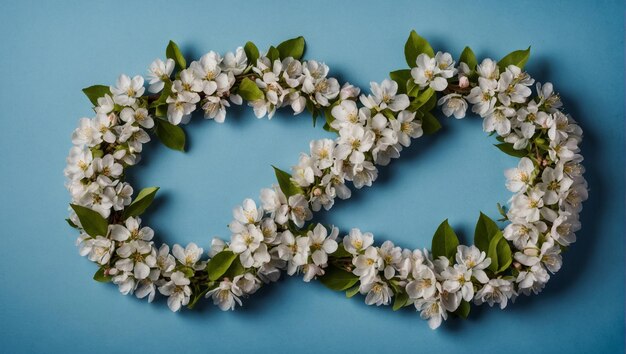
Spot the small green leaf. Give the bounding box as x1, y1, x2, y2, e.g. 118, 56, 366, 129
82, 85, 111, 106
345, 285, 360, 298
178, 266, 195, 278
238, 77, 264, 101
66, 218, 78, 229
93, 267, 112, 283
223, 257, 245, 279
421, 111, 441, 135
473, 212, 501, 252
154, 118, 186, 151
392, 291, 410, 311
320, 266, 359, 291
266, 46, 280, 62
406, 80, 420, 97
454, 300, 471, 319
272, 166, 303, 197
486, 232, 512, 274
494, 142, 527, 158
277, 36, 305, 60
123, 187, 159, 219
244, 41, 260, 65
70, 204, 109, 237
389, 69, 412, 94
459, 46, 478, 70
431, 219, 459, 261
498, 47, 531, 71
409, 88, 435, 111
206, 251, 238, 281
404, 30, 434, 67
166, 40, 186, 69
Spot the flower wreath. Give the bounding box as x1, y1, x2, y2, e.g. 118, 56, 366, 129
65, 32, 587, 329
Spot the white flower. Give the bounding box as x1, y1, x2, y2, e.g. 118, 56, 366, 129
360, 278, 393, 306
547, 210, 580, 246
206, 279, 243, 311
306, 224, 338, 266
360, 79, 409, 111
107, 182, 133, 211
503, 219, 546, 250
115, 239, 156, 280
474, 278, 515, 309
156, 244, 176, 276
291, 154, 317, 187
515, 238, 562, 273
135, 269, 160, 302
378, 240, 402, 279
234, 272, 261, 294
287, 194, 312, 228
538, 165, 573, 205
117, 123, 150, 153
260, 186, 289, 225
390, 110, 422, 147
496, 65, 533, 106
147, 58, 175, 93
350, 160, 378, 189
231, 198, 262, 225
353, 246, 383, 285
95, 94, 115, 114
172, 243, 204, 270
230, 224, 267, 268
483, 105, 515, 135
79, 235, 114, 265
368, 113, 399, 166
415, 296, 447, 329
158, 271, 191, 312
72, 118, 101, 147
110, 74, 145, 106
441, 265, 474, 301
166, 94, 198, 125
466, 77, 497, 117
222, 47, 248, 75
109, 217, 154, 242
277, 231, 310, 275
455, 245, 491, 283
411, 52, 456, 91
536, 82, 562, 111
330, 100, 364, 130
77, 183, 113, 217
406, 264, 438, 299
505, 157, 535, 193
516, 264, 549, 295
438, 93, 468, 119
64, 146, 93, 181
302, 60, 339, 106
343, 228, 374, 255
509, 186, 545, 222
93, 113, 117, 143
93, 154, 123, 182
120, 107, 154, 129
335, 125, 375, 166
310, 139, 335, 170
476, 58, 499, 80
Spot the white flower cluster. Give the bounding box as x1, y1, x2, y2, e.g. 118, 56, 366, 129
65, 39, 586, 329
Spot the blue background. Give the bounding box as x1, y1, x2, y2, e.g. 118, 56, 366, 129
0, 0, 624, 353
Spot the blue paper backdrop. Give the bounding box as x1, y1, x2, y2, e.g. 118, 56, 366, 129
0, 0, 624, 353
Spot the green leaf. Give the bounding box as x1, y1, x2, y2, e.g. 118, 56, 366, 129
392, 291, 410, 311
223, 257, 245, 279
389, 69, 411, 94
277, 36, 305, 60
406, 80, 420, 97
238, 77, 264, 101
272, 166, 303, 197
459, 46, 478, 70
319, 266, 359, 291
454, 300, 471, 319
409, 88, 435, 111
345, 285, 360, 298
431, 219, 459, 261
267, 46, 280, 62
166, 40, 186, 69
93, 267, 112, 283
123, 187, 159, 219
404, 30, 434, 67
178, 266, 195, 278
498, 47, 531, 71
486, 231, 512, 274
206, 251, 238, 281
154, 118, 185, 151
494, 142, 527, 158
70, 204, 109, 237
82, 85, 111, 106
421, 111, 441, 135
66, 218, 78, 229
244, 41, 260, 65
473, 212, 501, 252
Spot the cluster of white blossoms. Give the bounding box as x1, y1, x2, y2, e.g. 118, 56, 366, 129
65, 35, 586, 329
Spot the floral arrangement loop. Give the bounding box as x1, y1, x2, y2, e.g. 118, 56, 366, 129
65, 32, 587, 329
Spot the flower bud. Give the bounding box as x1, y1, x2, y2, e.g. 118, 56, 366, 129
459, 76, 469, 89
